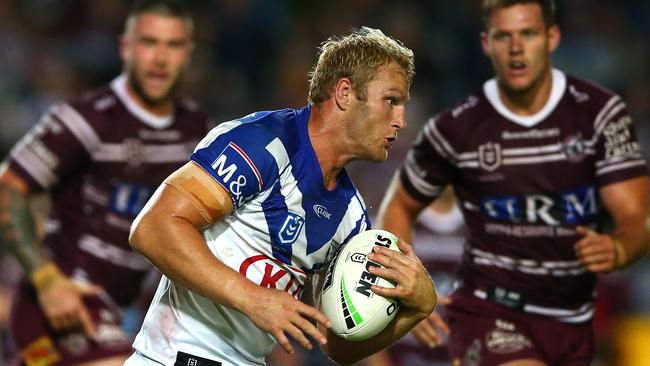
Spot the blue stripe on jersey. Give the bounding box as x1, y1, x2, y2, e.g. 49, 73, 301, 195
262, 180, 294, 264
290, 111, 366, 256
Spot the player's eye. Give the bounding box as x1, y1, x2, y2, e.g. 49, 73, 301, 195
139, 37, 157, 46
494, 32, 510, 41
168, 40, 188, 49
521, 30, 536, 38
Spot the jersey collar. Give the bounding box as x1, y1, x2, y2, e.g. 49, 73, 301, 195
483, 68, 566, 128
110, 74, 174, 129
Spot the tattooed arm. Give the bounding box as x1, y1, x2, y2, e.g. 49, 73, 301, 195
0, 164, 45, 272
0, 163, 98, 336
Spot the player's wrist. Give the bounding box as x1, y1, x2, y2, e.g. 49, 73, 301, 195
30, 262, 65, 291
612, 238, 628, 269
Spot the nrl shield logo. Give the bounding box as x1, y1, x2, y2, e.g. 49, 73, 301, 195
479, 142, 502, 172
278, 212, 305, 244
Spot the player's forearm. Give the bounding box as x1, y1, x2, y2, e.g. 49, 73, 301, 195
129, 212, 258, 310
323, 307, 429, 365
375, 176, 427, 245
0, 185, 49, 274
377, 205, 417, 244
613, 216, 649, 268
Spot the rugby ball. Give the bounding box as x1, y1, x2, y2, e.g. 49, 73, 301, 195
321, 229, 402, 341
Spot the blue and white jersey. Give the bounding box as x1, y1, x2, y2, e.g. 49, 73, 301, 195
131, 106, 370, 366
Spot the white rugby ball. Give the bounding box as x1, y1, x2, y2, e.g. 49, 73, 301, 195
321, 229, 402, 341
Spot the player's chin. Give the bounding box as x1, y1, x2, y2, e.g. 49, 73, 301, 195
371, 150, 389, 163
143, 87, 174, 105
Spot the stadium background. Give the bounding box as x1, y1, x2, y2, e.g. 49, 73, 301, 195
0, 1, 648, 365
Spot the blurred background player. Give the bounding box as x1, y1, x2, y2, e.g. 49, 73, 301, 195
0, 1, 209, 365
376, 0, 649, 365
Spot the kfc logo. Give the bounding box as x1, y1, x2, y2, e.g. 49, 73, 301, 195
239, 255, 307, 298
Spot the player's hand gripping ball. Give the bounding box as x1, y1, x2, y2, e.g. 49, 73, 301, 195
320, 229, 402, 341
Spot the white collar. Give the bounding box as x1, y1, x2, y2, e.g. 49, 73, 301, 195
110, 74, 174, 129
483, 68, 566, 128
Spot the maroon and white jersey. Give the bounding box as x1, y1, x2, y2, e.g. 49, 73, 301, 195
400, 69, 647, 322
6, 75, 209, 306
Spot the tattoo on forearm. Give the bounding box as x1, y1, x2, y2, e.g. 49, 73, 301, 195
0, 186, 47, 273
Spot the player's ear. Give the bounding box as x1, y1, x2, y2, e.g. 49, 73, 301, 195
119, 34, 131, 62
480, 31, 490, 56
547, 25, 561, 53
334, 77, 352, 111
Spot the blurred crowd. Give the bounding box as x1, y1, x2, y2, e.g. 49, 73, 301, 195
0, 1, 649, 365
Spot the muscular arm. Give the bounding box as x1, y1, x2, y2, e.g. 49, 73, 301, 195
604, 176, 650, 266
130, 161, 276, 309
575, 176, 650, 272
130, 161, 329, 353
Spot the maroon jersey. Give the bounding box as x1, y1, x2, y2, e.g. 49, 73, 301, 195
400, 69, 647, 321
6, 75, 209, 306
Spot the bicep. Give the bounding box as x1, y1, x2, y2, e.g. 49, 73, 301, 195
137, 161, 234, 231
599, 176, 649, 223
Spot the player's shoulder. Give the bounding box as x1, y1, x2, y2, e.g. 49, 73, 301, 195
563, 73, 623, 114
176, 97, 210, 121
197, 107, 305, 153
42, 84, 116, 136
227, 107, 304, 145
426, 89, 487, 137
70, 84, 118, 114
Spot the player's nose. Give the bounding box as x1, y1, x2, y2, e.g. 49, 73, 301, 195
391, 106, 407, 130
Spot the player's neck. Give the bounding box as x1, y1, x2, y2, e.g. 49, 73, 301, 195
498, 68, 553, 116
308, 105, 347, 191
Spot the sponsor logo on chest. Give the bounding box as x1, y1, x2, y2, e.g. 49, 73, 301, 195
313, 204, 332, 219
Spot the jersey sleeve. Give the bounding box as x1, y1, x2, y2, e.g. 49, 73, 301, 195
399, 115, 456, 203
190, 122, 279, 209
4, 102, 95, 192
593, 95, 648, 186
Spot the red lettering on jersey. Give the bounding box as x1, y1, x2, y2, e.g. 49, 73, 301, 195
239, 254, 307, 297
260, 263, 288, 288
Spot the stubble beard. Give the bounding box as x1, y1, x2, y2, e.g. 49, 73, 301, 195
128, 67, 181, 107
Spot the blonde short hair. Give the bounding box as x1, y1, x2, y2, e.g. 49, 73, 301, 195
308, 27, 415, 104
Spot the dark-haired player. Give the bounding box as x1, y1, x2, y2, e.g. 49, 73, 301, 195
377, 0, 648, 365
0, 1, 209, 365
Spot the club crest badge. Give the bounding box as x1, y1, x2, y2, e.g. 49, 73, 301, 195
563, 134, 587, 162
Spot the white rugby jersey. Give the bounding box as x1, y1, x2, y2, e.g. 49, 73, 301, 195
131, 106, 371, 366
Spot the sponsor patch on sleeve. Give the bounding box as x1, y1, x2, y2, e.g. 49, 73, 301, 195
204, 142, 263, 208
